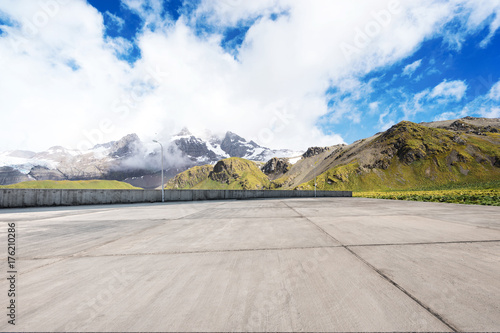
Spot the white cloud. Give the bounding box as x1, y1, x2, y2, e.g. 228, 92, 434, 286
194, 0, 286, 26
434, 111, 457, 121
0, 0, 499, 153
369, 101, 379, 114
479, 107, 500, 118
400, 79, 469, 120
122, 0, 169, 28
489, 80, 500, 100
466, 0, 500, 48
0, 0, 136, 151
480, 13, 500, 47
433, 108, 469, 121
434, 78, 500, 121
378, 110, 395, 131
430, 80, 468, 101
105, 11, 125, 30
402, 59, 422, 77
405, 89, 430, 117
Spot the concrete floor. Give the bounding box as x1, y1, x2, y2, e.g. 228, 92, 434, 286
1, 198, 499, 332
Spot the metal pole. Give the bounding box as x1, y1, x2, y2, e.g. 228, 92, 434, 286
153, 140, 165, 203
160, 144, 164, 202
314, 176, 317, 197
310, 164, 317, 198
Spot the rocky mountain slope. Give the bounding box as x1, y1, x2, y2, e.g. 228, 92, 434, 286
164, 117, 500, 191
261, 157, 292, 180
0, 129, 301, 188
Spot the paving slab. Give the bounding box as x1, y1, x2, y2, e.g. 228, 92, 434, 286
310, 215, 500, 245
293, 198, 500, 218
418, 212, 500, 230
82, 217, 339, 256
352, 242, 500, 332
0, 198, 499, 332
185, 207, 302, 219
10, 219, 166, 258
215, 200, 291, 208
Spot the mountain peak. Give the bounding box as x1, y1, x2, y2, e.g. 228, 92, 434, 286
109, 133, 140, 159
224, 131, 244, 142
176, 127, 192, 137
220, 132, 261, 157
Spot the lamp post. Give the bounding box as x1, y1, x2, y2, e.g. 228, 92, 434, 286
153, 140, 164, 203
314, 175, 317, 197
311, 163, 317, 198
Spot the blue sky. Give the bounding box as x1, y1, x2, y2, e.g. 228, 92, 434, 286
0, 0, 499, 151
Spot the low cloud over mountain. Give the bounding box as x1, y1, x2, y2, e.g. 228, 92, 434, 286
0, 129, 302, 189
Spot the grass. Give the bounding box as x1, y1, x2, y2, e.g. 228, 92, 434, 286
0, 180, 141, 190
355, 188, 500, 206
165, 165, 214, 189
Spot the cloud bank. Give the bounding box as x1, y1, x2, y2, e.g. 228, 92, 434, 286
0, 0, 499, 152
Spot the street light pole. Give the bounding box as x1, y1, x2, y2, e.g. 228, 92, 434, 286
314, 176, 317, 197
311, 163, 317, 198
153, 140, 164, 203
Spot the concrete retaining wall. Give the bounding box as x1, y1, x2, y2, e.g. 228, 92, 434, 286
0, 189, 351, 208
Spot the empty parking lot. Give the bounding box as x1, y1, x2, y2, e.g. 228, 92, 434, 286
1, 197, 499, 331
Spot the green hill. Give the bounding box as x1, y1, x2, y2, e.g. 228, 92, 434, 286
164, 165, 214, 189
165, 157, 270, 190
0, 180, 142, 189
297, 120, 500, 191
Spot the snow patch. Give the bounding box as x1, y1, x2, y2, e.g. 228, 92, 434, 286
206, 141, 229, 158
91, 146, 111, 159
0, 152, 60, 174
288, 156, 302, 164
170, 134, 192, 142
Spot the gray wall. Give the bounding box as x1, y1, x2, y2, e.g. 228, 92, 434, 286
0, 189, 352, 208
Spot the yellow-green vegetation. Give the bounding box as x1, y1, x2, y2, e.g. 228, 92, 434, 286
298, 153, 500, 192
166, 157, 271, 190
269, 174, 290, 189
297, 121, 500, 192
467, 135, 500, 164
355, 189, 500, 206
374, 121, 457, 158
0, 180, 141, 189
165, 165, 214, 189
195, 157, 270, 190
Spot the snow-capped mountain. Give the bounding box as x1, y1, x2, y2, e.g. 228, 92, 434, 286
0, 129, 302, 188
171, 128, 300, 163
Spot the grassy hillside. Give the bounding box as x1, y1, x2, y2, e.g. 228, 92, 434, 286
164, 165, 214, 189
296, 121, 500, 191
0, 180, 142, 189
165, 157, 270, 190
